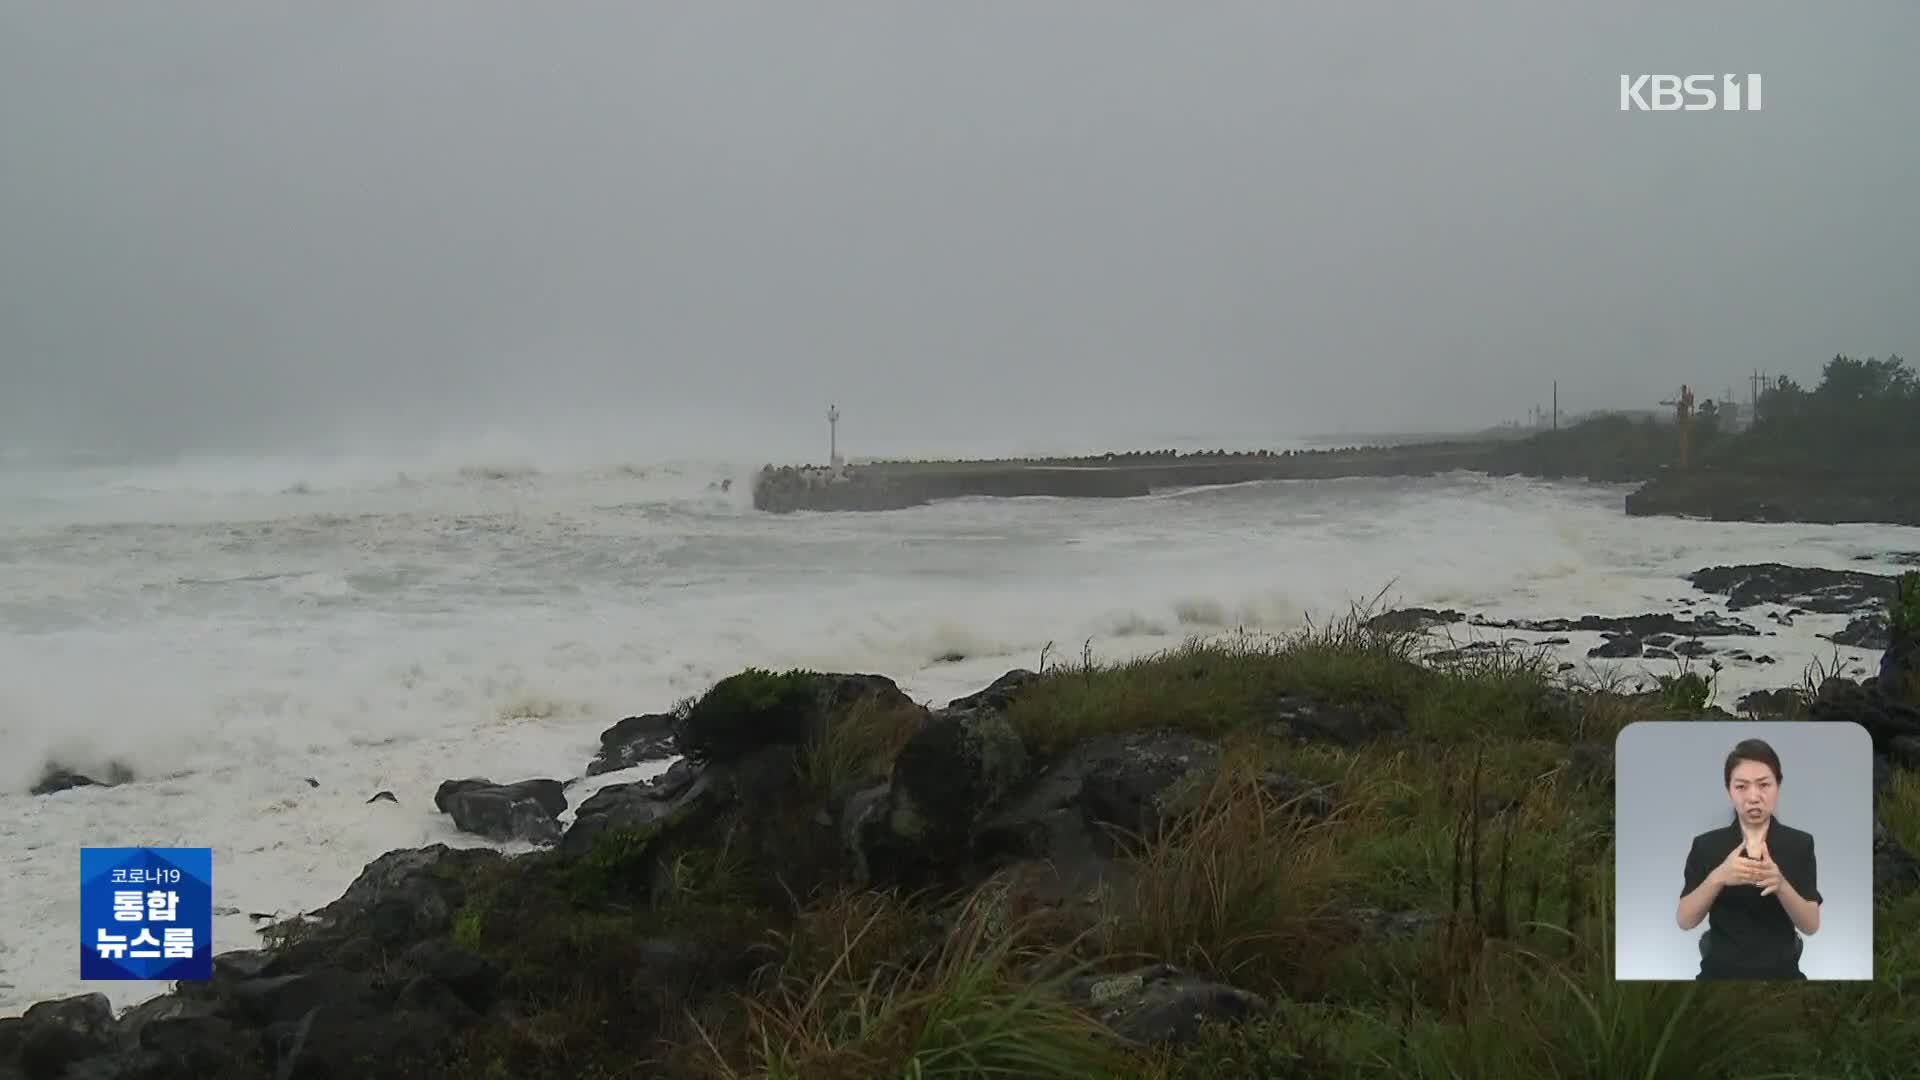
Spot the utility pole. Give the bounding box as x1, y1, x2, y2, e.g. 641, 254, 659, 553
1552, 381, 1558, 430
827, 403, 841, 470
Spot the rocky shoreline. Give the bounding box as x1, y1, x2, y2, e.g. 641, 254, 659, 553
1625, 468, 1920, 527
7, 564, 1919, 1078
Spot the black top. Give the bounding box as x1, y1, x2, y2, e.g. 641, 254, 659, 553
1681, 817, 1821, 978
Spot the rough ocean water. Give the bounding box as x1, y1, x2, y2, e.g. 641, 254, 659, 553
2, 449, 1914, 1016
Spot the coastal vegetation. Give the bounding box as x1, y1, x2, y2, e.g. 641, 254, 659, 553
406, 604, 1920, 1078
16, 586, 1909, 1079
1706, 355, 1919, 469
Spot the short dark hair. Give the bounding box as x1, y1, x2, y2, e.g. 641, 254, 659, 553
1724, 739, 1783, 787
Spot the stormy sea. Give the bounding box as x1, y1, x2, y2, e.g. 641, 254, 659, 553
2, 442, 1911, 1013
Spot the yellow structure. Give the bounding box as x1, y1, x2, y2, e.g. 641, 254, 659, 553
1665, 384, 1696, 468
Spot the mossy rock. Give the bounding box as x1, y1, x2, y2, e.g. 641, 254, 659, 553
674, 669, 917, 766
675, 668, 822, 765
856, 710, 1030, 884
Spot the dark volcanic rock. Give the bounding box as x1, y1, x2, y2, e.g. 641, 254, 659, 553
1069, 964, 1267, 1045
220, 967, 383, 1026
1874, 819, 1920, 896
1260, 769, 1337, 820
1886, 736, 1920, 772
433, 778, 567, 845
1346, 907, 1445, 939
1857, 552, 1920, 566
1830, 615, 1891, 650
1589, 636, 1642, 659
29, 760, 134, 796
857, 710, 1030, 884
7, 993, 115, 1077
1366, 607, 1465, 634
401, 940, 499, 1014
1737, 688, 1807, 718
1479, 612, 1758, 638
561, 761, 721, 858
137, 1013, 241, 1073
1807, 679, 1920, 756
1265, 694, 1407, 746
587, 712, 679, 776
304, 844, 504, 946
970, 730, 1331, 900
431, 778, 491, 811
1688, 563, 1894, 614
675, 671, 922, 765
1626, 471, 1920, 526
264, 998, 462, 1079
1425, 640, 1520, 664
947, 668, 1044, 713
817, 672, 920, 719
978, 731, 1217, 869
1076, 732, 1221, 843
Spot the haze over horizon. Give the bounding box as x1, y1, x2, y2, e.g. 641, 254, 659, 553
3, 3, 1916, 467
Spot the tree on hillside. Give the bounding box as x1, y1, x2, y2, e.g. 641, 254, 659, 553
1728, 355, 1918, 466
1697, 398, 1722, 442
1755, 374, 1805, 423
1814, 354, 1913, 404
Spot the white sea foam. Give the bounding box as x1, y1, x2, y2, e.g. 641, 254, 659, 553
0, 459, 1910, 1015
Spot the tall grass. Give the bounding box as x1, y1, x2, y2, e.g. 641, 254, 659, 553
801, 693, 926, 802
1005, 603, 1437, 757
693, 885, 1121, 1080
1097, 751, 1348, 996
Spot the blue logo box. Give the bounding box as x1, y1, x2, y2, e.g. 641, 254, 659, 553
80, 847, 212, 982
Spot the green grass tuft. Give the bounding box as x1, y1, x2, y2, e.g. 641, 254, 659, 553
693, 885, 1122, 1080
1097, 749, 1348, 997
679, 667, 824, 765
800, 693, 925, 802
1892, 572, 1920, 637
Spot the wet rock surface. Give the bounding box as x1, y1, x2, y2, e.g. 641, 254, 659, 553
585, 712, 679, 776
432, 779, 567, 846
1687, 563, 1895, 614
1068, 964, 1267, 1045
29, 761, 135, 797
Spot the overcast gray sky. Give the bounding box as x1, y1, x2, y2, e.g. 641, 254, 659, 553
2, 2, 1915, 464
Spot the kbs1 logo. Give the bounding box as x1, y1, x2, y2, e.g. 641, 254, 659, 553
1619, 74, 1763, 112
80, 847, 213, 981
